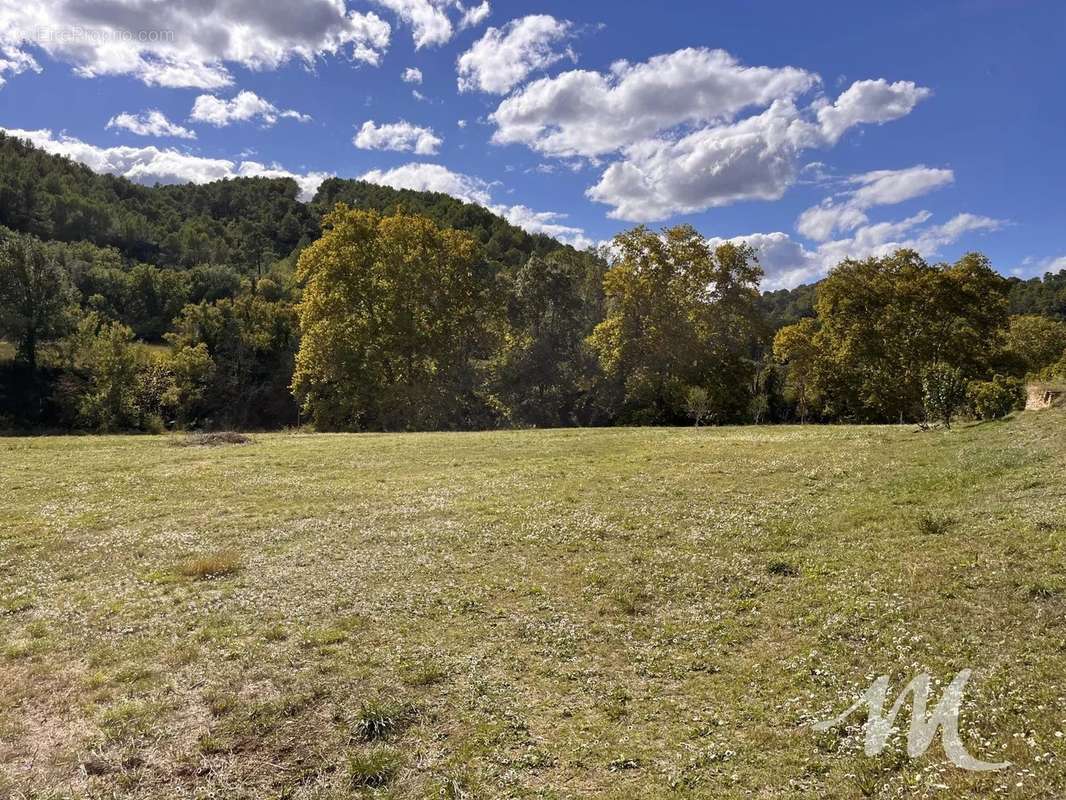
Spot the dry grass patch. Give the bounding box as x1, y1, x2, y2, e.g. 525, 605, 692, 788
177, 550, 241, 580
172, 431, 252, 447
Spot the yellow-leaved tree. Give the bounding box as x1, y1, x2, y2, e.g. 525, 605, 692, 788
292, 205, 496, 431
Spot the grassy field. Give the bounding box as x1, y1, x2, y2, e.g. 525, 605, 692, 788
1, 414, 1064, 798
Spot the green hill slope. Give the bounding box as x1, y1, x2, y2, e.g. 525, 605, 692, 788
0, 132, 580, 272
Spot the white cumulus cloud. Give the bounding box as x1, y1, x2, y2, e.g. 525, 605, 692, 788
458, 1, 491, 30
816, 79, 932, 144
714, 211, 1003, 290
2, 126, 330, 200
360, 162, 492, 205
0, 42, 40, 87
190, 91, 311, 127
489, 47, 932, 222
402, 66, 423, 84
583, 81, 933, 221
353, 120, 442, 155
490, 47, 819, 158
586, 100, 809, 220
796, 165, 955, 241
0, 1, 391, 89
107, 110, 196, 139
370, 0, 488, 48
457, 15, 573, 95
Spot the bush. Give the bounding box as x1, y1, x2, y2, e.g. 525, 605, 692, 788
65, 315, 147, 432
922, 363, 967, 428
967, 375, 1023, 420
684, 386, 714, 427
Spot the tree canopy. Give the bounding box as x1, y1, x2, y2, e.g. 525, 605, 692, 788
0, 132, 1057, 432
588, 225, 765, 424
773, 250, 1012, 422
292, 206, 499, 431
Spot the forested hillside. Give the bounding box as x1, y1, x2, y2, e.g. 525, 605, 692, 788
761, 266, 1066, 328
1, 131, 1064, 433
0, 134, 571, 273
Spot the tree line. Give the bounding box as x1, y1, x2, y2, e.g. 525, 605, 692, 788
0, 133, 1064, 432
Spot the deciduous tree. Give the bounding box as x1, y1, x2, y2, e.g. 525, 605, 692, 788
809, 250, 1009, 422
0, 235, 76, 369
292, 206, 497, 431
1007, 314, 1066, 374
588, 226, 764, 424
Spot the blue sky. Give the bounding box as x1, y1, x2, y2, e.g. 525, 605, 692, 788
1, 0, 1063, 287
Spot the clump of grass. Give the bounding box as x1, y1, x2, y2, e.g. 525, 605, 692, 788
197, 733, 231, 755
351, 699, 406, 741
169, 643, 201, 666
608, 582, 651, 616
172, 431, 252, 447
347, 747, 402, 789
1027, 582, 1061, 601
767, 560, 799, 577
916, 511, 957, 536
204, 689, 238, 717
178, 550, 241, 580
438, 774, 475, 799
1, 596, 34, 616
402, 661, 447, 687
852, 763, 881, 798
262, 624, 288, 642
300, 626, 347, 648
80, 757, 113, 776
99, 700, 161, 742
600, 685, 631, 721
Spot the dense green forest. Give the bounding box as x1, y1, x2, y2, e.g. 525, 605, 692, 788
1, 131, 1064, 432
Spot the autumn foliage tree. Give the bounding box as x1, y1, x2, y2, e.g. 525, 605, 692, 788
292, 206, 498, 431
776, 250, 1011, 422
588, 225, 765, 424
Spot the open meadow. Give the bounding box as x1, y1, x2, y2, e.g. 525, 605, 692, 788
1, 413, 1064, 798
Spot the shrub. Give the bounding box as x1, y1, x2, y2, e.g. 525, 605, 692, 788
967, 375, 1023, 420
684, 386, 714, 427
922, 363, 967, 428
64, 315, 146, 432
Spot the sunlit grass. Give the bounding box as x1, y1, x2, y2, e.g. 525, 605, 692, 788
0, 412, 1063, 797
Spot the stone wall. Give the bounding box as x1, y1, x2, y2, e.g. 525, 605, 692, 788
1026, 383, 1066, 410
